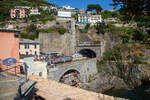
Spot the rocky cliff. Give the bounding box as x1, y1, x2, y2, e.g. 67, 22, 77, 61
86, 62, 150, 92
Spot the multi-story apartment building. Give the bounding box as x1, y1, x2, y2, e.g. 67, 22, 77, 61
78, 14, 102, 25
89, 15, 102, 25
10, 6, 30, 18
19, 39, 40, 57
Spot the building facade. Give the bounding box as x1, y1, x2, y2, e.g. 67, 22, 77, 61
30, 8, 40, 15
0, 29, 20, 73
10, 8, 26, 18
62, 5, 75, 10
19, 39, 40, 56
89, 15, 102, 25
57, 10, 72, 18
78, 14, 102, 25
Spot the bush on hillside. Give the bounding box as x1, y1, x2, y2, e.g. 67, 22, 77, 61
57, 27, 67, 35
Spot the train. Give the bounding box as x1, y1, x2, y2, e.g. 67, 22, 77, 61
34, 53, 86, 65
51, 56, 72, 64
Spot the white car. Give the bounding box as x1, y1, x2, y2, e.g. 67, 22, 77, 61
72, 53, 82, 58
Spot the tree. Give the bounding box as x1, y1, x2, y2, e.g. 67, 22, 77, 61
87, 4, 103, 13
112, 0, 150, 42
95, 22, 105, 34
112, 0, 150, 23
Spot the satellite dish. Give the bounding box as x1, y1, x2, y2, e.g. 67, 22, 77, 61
2, 58, 17, 66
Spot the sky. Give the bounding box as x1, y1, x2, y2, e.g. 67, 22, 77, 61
48, 0, 115, 10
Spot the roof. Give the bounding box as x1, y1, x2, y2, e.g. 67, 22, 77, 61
0, 28, 20, 33
19, 39, 40, 44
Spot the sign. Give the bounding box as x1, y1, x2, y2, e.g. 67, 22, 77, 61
2, 58, 17, 66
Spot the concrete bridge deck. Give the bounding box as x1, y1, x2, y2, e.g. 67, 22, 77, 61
29, 75, 128, 100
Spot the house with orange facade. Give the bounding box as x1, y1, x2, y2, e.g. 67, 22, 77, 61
0, 29, 20, 73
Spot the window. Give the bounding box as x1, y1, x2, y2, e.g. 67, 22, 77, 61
35, 51, 37, 55
34, 44, 37, 49
25, 44, 29, 49
26, 52, 28, 55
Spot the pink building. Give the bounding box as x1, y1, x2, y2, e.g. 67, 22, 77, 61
19, 39, 40, 57
0, 29, 20, 73
10, 8, 26, 18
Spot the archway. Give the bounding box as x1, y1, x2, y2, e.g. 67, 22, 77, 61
78, 49, 96, 58
59, 69, 80, 87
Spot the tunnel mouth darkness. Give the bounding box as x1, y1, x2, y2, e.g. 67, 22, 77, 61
79, 49, 96, 58
59, 70, 80, 87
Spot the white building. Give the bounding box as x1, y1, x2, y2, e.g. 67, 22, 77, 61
62, 5, 75, 10
57, 10, 71, 18
78, 14, 102, 25
22, 57, 47, 78
89, 15, 102, 25
30, 8, 40, 15
19, 39, 40, 56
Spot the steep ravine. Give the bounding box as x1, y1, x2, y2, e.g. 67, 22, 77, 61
85, 62, 150, 93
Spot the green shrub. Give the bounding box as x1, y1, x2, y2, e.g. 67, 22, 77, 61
38, 29, 56, 33
19, 32, 30, 39
133, 28, 148, 42
79, 29, 88, 33
133, 59, 147, 64
26, 24, 37, 33
121, 33, 130, 43
57, 27, 67, 35
85, 23, 90, 30
56, 22, 60, 25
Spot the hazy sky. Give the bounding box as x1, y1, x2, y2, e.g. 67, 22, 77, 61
48, 0, 115, 10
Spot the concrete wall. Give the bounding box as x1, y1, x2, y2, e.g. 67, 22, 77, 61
47, 58, 97, 83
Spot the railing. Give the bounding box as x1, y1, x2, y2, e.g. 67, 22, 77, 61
0, 63, 27, 81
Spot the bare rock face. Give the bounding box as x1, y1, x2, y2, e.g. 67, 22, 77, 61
84, 63, 150, 93
85, 72, 127, 92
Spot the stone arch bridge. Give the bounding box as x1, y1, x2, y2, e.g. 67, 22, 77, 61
47, 58, 97, 84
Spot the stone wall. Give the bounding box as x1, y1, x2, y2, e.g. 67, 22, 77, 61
38, 32, 72, 56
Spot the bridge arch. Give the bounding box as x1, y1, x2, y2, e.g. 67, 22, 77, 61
78, 49, 96, 58
58, 69, 80, 86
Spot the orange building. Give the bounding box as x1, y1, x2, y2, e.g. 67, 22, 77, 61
0, 29, 20, 73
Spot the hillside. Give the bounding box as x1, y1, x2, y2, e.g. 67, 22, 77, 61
0, 0, 53, 21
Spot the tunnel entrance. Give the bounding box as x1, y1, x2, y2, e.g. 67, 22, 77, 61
78, 49, 96, 58
59, 70, 80, 87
